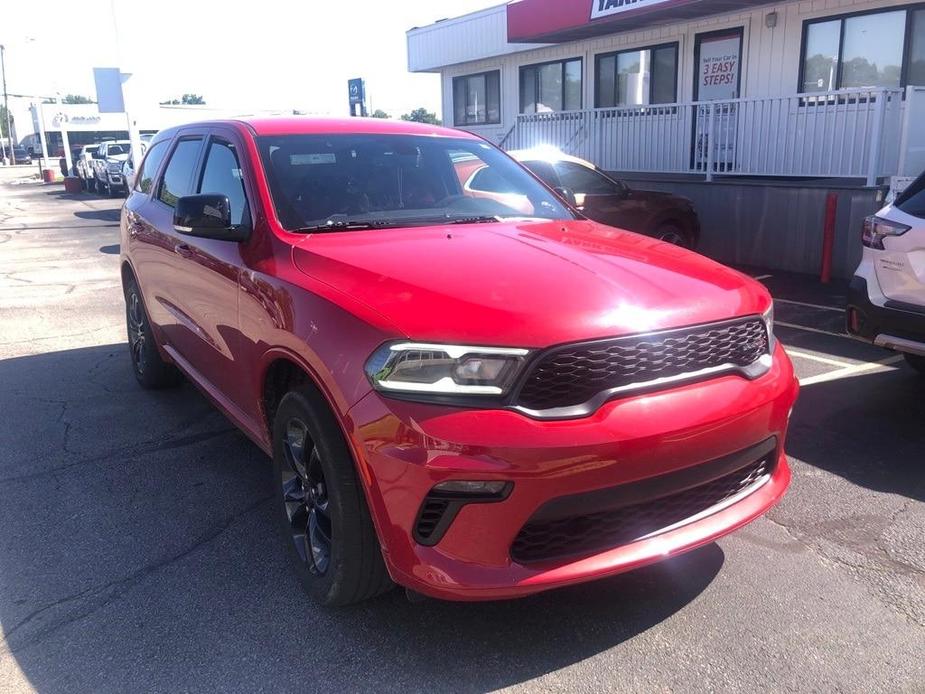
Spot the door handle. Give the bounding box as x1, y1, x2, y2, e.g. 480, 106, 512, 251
174, 243, 193, 258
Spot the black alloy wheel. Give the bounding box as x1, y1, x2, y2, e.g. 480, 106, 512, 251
271, 389, 393, 605
656, 222, 690, 247
280, 417, 333, 575
123, 277, 182, 389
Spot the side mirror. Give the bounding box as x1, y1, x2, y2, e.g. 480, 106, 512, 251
173, 194, 250, 242
553, 186, 578, 208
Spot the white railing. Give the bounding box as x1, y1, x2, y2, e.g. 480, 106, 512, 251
505, 88, 906, 185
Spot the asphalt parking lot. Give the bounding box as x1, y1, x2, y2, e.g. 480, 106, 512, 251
1, 170, 923, 693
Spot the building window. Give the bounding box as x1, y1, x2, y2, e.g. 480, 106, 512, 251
452, 71, 501, 126
520, 58, 582, 113
596, 44, 678, 107
800, 7, 925, 92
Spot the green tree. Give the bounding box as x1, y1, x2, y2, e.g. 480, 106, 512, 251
160, 94, 207, 105
62, 94, 94, 104
400, 107, 441, 125
370, 109, 390, 119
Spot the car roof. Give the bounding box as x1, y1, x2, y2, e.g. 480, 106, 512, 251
151, 117, 477, 144
508, 148, 596, 170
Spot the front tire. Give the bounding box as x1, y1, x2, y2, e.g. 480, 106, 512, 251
124, 276, 182, 389
272, 388, 392, 606
904, 352, 925, 375
656, 222, 693, 248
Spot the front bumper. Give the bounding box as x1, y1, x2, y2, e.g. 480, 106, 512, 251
347, 342, 798, 600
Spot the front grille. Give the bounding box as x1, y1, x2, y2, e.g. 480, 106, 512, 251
511, 452, 774, 564
515, 318, 768, 412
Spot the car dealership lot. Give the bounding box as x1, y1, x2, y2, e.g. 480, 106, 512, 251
0, 174, 923, 693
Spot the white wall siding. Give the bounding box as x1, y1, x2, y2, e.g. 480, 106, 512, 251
419, 0, 922, 142
407, 4, 552, 73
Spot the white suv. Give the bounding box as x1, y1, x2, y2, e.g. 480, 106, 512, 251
847, 173, 925, 374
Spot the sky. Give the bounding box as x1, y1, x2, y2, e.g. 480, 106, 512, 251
0, 0, 502, 119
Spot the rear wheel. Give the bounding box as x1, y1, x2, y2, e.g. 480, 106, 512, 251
272, 388, 393, 606
903, 352, 925, 375
656, 222, 692, 248
124, 276, 182, 389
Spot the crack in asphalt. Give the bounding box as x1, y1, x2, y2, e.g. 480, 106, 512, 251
0, 494, 272, 654
0, 426, 238, 485
765, 507, 925, 627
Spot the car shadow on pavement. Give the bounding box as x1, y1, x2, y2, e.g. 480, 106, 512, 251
74, 209, 121, 223
0, 344, 723, 693
787, 368, 925, 503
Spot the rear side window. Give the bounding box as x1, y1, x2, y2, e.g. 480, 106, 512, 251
158, 138, 203, 207
133, 141, 168, 194
895, 173, 925, 219
198, 139, 249, 227
553, 162, 622, 195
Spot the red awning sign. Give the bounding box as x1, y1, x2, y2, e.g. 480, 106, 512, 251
591, 0, 673, 20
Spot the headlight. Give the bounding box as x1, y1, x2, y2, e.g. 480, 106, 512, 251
862, 215, 909, 250
365, 342, 529, 397
762, 304, 776, 350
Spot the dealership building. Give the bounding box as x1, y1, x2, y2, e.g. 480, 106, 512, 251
7, 100, 290, 159
407, 0, 925, 277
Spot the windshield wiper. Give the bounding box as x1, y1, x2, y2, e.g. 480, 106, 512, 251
293, 213, 510, 233
444, 215, 503, 225
293, 214, 400, 233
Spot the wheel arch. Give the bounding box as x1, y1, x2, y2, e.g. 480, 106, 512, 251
259, 349, 388, 549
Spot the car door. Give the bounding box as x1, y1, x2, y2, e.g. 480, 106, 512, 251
165, 127, 255, 411
125, 130, 208, 366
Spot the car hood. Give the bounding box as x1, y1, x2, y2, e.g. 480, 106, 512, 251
291, 219, 768, 346
106, 154, 129, 163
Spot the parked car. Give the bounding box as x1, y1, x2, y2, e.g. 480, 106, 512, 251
121, 118, 796, 605
90, 140, 131, 195
74, 144, 100, 189
121, 137, 151, 195
847, 172, 925, 374
3, 146, 33, 165
505, 149, 700, 248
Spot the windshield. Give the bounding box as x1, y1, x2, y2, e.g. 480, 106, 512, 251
256, 134, 575, 231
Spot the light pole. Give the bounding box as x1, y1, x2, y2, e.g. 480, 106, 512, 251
0, 44, 15, 164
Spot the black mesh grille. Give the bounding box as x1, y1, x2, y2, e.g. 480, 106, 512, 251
511, 454, 774, 564
515, 318, 768, 411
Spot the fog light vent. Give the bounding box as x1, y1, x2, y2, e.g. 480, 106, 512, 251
414, 498, 451, 542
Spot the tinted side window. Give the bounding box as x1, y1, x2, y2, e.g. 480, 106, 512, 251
133, 141, 168, 194
522, 160, 560, 188
896, 172, 925, 219
158, 138, 203, 207
553, 162, 622, 195
198, 140, 249, 227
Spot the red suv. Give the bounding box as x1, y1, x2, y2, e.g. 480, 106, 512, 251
121, 118, 798, 605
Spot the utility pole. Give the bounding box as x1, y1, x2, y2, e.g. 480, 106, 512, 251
1, 45, 15, 163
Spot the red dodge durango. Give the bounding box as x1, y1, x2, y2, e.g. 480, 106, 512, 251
120, 117, 798, 605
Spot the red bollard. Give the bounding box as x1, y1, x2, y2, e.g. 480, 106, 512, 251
820, 192, 837, 284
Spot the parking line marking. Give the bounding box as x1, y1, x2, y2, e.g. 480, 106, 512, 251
784, 348, 855, 368
775, 320, 852, 340
752, 274, 773, 280
775, 298, 844, 313
799, 355, 904, 386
